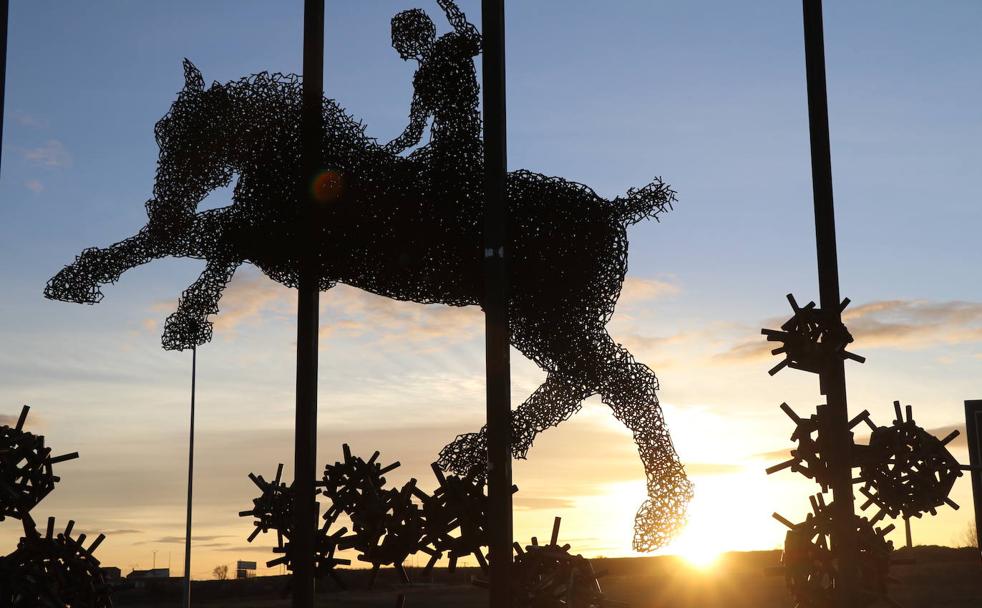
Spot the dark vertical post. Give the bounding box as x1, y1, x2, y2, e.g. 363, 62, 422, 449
965, 400, 982, 560
0, 0, 9, 176
182, 346, 196, 608
294, 1, 324, 607
481, 1, 512, 607
801, 1, 860, 605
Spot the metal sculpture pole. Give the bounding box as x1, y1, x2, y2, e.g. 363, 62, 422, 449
294, 1, 324, 606
801, 1, 860, 604
0, 0, 8, 176
480, 1, 512, 606
966, 400, 982, 558
182, 346, 196, 608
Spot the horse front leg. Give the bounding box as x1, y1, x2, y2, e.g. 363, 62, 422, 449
437, 374, 593, 477
45, 224, 166, 304
161, 257, 242, 351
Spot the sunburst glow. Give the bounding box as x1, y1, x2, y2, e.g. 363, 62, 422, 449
672, 526, 723, 569
663, 466, 779, 569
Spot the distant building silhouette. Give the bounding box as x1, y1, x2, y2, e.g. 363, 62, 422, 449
236, 560, 257, 579
100, 566, 122, 582
127, 567, 171, 588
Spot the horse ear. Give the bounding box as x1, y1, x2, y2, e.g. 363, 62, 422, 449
182, 59, 205, 94
209, 81, 232, 108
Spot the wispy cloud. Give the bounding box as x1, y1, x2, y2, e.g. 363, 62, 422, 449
0, 409, 42, 429
148, 269, 483, 346
102, 529, 144, 536
514, 497, 577, 511
214, 544, 274, 553
23, 140, 72, 168
24, 179, 44, 193
13, 111, 49, 129
717, 299, 982, 364
318, 286, 482, 345
618, 330, 703, 369
78, 528, 143, 537
145, 271, 678, 349
618, 276, 680, 305
684, 462, 746, 475
139, 535, 231, 544
754, 421, 967, 462
210, 273, 291, 333
924, 424, 967, 449
714, 338, 772, 364
753, 447, 792, 463
0, 414, 19, 426
843, 300, 982, 349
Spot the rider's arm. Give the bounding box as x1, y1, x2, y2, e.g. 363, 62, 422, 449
384, 92, 428, 154
437, 0, 481, 53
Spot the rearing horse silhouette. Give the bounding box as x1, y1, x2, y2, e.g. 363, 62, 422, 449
44, 61, 692, 551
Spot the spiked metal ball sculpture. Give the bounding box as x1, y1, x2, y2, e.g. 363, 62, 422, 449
0, 406, 79, 522
856, 401, 964, 522
505, 517, 626, 608
419, 462, 505, 574
241, 464, 295, 551
773, 495, 894, 608
764, 301, 967, 607
243, 445, 522, 587
319, 445, 424, 585
239, 463, 351, 587
0, 517, 111, 608
766, 403, 834, 492
762, 295, 865, 388
0, 406, 111, 608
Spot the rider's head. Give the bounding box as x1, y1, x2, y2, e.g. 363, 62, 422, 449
391, 9, 436, 61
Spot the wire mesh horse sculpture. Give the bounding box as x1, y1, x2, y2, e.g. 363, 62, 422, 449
44, 56, 692, 551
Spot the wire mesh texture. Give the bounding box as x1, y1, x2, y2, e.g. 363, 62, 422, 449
44, 1, 691, 550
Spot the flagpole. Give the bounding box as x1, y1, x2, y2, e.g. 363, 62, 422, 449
182, 346, 197, 608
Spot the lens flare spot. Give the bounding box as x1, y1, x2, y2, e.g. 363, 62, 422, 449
312, 169, 344, 203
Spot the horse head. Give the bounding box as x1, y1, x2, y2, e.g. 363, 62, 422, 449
44, 60, 240, 305
145, 60, 237, 237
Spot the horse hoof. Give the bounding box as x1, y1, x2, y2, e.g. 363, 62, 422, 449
437, 431, 487, 477
44, 264, 103, 304
162, 312, 213, 351
631, 493, 691, 553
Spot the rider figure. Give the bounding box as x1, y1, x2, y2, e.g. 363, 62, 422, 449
385, 0, 482, 197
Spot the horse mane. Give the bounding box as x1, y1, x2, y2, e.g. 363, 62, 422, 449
214, 70, 376, 148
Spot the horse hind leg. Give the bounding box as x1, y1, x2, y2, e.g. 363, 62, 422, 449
591, 334, 693, 552
161, 258, 241, 351
437, 373, 592, 477
45, 226, 162, 304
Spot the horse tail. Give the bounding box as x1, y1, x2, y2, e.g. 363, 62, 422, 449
610, 177, 676, 226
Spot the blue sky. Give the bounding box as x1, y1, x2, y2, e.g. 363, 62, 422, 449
1, 1, 981, 577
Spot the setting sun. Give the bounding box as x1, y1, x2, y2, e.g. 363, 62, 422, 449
660, 466, 781, 569
673, 531, 723, 569
669, 490, 725, 569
